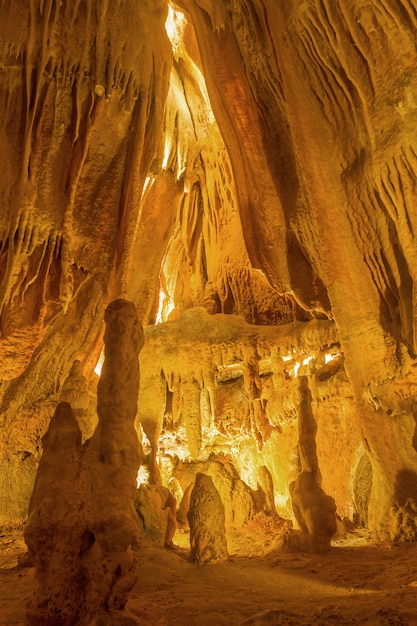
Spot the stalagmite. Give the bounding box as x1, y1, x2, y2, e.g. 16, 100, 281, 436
24, 401, 84, 624
188, 472, 228, 564
207, 460, 255, 529
25, 299, 142, 625
287, 376, 337, 553
135, 484, 177, 547
2, 0, 417, 622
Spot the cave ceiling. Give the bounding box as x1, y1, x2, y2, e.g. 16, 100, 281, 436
1, 0, 417, 541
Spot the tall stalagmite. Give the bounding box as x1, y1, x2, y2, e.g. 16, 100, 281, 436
288, 376, 337, 552
25, 299, 142, 625
188, 472, 228, 564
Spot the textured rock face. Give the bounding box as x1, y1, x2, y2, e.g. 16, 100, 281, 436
1, 0, 417, 555
0, 0, 171, 525
25, 299, 142, 625
25, 401, 85, 623
289, 471, 338, 553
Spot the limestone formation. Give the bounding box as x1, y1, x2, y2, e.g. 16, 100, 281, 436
135, 484, 177, 547
1, 0, 417, 598
207, 460, 256, 529
25, 299, 142, 625
177, 483, 194, 532
188, 472, 228, 564
25, 401, 85, 623
257, 466, 276, 514
60, 360, 97, 441
288, 376, 337, 552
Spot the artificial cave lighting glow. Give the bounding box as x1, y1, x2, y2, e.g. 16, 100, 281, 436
217, 362, 244, 381
239, 464, 258, 491
204, 425, 224, 440
165, 4, 186, 53
158, 427, 189, 460
325, 352, 340, 363
162, 139, 171, 169
165, 6, 176, 41
280, 350, 342, 377
274, 493, 290, 511
155, 287, 175, 324
292, 361, 301, 377
136, 465, 150, 487
155, 289, 165, 324
142, 176, 154, 197
94, 350, 104, 376
139, 425, 152, 454
222, 363, 244, 371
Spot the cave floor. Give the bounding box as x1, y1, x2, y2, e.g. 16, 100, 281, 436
1, 527, 417, 626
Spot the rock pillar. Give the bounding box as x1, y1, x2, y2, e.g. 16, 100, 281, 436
188, 472, 228, 565
25, 299, 143, 625
288, 375, 337, 553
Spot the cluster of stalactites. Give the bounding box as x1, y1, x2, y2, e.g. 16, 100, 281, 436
137, 308, 340, 463
0, 0, 171, 307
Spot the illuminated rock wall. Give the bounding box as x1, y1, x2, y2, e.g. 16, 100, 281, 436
137, 309, 355, 538
149, 0, 417, 541
1, 0, 417, 545
0, 0, 171, 524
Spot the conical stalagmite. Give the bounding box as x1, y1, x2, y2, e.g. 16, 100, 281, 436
188, 472, 228, 565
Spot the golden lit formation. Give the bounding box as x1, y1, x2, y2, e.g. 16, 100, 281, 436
1, 1, 417, 624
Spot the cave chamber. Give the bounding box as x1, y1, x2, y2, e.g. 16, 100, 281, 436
1, 0, 417, 624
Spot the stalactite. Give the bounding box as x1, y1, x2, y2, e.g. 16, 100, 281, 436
181, 377, 203, 459
137, 371, 167, 485
1, 0, 173, 321
3, 0, 417, 556
140, 310, 339, 472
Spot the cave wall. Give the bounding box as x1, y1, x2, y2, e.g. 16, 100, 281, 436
0, 0, 172, 523
165, 0, 417, 539
1, 0, 417, 541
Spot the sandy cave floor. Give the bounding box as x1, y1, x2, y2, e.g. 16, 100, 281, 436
1, 522, 417, 626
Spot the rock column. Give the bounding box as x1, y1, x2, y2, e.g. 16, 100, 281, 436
188, 472, 228, 565
25, 299, 143, 625
288, 375, 337, 553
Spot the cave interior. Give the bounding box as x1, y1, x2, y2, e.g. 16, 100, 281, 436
1, 0, 417, 624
